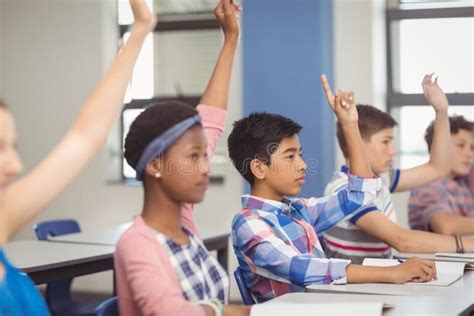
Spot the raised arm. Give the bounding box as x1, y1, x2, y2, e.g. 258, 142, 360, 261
321, 75, 373, 178
0, 0, 156, 243
200, 0, 241, 110
395, 74, 450, 192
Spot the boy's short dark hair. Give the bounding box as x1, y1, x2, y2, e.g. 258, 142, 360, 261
424, 115, 474, 150
337, 104, 398, 158
227, 112, 302, 185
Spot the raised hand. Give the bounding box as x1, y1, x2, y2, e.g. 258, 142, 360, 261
389, 257, 437, 284
321, 74, 358, 125
130, 0, 157, 33
214, 0, 241, 42
422, 73, 449, 113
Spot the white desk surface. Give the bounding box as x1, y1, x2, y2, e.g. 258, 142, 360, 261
4, 240, 114, 272
49, 222, 230, 246
268, 291, 473, 316
394, 252, 474, 264
306, 270, 474, 297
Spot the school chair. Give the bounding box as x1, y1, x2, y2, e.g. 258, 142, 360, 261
95, 297, 118, 316
34, 219, 107, 316
233, 267, 256, 305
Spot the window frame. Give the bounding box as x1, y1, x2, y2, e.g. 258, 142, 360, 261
385, 5, 474, 112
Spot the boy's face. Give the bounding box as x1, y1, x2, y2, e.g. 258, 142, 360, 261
450, 129, 474, 177
261, 135, 307, 197
364, 128, 396, 175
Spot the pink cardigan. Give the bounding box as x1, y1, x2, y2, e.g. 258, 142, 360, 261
115, 104, 226, 316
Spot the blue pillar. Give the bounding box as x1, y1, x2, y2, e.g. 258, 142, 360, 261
242, 0, 335, 197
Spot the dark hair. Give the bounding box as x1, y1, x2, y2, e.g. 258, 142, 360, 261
0, 99, 7, 109
124, 101, 198, 171
337, 104, 398, 158
424, 115, 474, 150
227, 112, 302, 185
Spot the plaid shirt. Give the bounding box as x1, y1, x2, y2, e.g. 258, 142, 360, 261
156, 228, 229, 304
409, 170, 474, 231
231, 174, 382, 302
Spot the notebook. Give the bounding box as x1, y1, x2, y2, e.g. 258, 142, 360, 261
363, 258, 466, 286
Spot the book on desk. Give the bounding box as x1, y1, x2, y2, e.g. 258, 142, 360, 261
362, 258, 467, 287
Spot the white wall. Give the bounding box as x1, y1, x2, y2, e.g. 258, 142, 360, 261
333, 0, 409, 228
3, 0, 243, 296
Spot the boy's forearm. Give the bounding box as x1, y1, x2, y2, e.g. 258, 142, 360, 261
427, 109, 450, 176
343, 123, 373, 178
346, 264, 391, 283
200, 40, 238, 109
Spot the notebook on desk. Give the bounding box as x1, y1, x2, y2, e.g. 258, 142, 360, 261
362, 258, 466, 287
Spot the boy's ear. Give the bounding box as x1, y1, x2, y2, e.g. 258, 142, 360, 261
145, 157, 163, 178
250, 159, 268, 181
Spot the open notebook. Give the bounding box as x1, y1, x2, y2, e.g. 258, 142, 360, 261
363, 258, 467, 287
250, 302, 386, 316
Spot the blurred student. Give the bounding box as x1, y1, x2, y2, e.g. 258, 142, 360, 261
0, 0, 155, 314
409, 115, 473, 237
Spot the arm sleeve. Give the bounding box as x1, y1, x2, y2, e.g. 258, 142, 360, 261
116, 232, 206, 316
233, 215, 351, 286
305, 174, 382, 235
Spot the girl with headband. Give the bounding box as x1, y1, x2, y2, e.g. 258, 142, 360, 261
115, 1, 250, 315
0, 0, 155, 314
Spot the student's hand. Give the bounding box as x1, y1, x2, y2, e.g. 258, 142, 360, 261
130, 0, 157, 33
321, 74, 358, 125
422, 73, 449, 113
214, 0, 241, 42
388, 257, 437, 284
224, 304, 251, 316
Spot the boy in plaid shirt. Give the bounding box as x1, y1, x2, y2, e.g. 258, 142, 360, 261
227, 76, 437, 302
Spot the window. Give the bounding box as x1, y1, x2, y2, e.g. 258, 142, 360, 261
386, 3, 474, 168
117, 0, 222, 182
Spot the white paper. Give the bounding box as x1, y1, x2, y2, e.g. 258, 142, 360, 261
250, 302, 384, 316
362, 258, 465, 286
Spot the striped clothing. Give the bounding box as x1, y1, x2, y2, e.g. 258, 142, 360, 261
408, 171, 474, 231
155, 228, 229, 303
231, 174, 382, 302
323, 166, 400, 264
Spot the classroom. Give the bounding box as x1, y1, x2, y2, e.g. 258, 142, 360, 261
0, 0, 473, 315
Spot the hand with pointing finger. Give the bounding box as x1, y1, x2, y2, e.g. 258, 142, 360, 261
321, 74, 358, 125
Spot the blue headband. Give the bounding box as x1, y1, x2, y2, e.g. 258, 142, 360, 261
134, 114, 202, 180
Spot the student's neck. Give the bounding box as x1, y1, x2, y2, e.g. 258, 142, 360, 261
141, 181, 186, 242
250, 182, 284, 202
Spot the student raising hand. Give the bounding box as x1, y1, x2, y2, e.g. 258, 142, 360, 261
214, 0, 241, 41
320, 74, 372, 178
129, 0, 157, 32
422, 73, 449, 113
321, 74, 357, 125
0, 0, 155, 244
